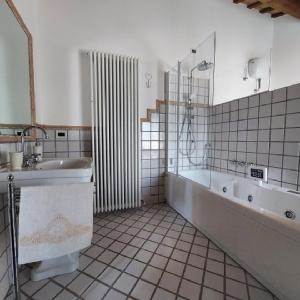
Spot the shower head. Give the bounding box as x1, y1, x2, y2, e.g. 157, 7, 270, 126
190, 60, 214, 76
195, 60, 214, 72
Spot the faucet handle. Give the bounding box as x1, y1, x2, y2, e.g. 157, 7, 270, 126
23, 155, 33, 168
31, 153, 41, 164
238, 161, 247, 167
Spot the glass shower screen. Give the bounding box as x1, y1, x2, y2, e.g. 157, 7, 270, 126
166, 33, 215, 188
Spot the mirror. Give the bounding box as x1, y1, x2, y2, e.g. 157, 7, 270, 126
0, 0, 35, 141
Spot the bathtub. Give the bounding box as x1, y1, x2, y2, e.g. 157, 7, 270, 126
167, 169, 300, 300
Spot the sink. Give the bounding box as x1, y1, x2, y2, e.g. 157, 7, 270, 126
0, 158, 93, 193
0, 167, 7, 173
34, 158, 91, 170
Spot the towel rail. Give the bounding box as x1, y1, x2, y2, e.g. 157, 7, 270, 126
7, 174, 20, 300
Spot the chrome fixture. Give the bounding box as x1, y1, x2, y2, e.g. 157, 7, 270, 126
285, 210, 296, 220
7, 174, 20, 300
178, 60, 214, 167
21, 125, 49, 167
145, 73, 152, 88
229, 160, 255, 167
190, 60, 214, 74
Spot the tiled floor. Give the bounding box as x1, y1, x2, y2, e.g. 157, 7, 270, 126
18, 203, 278, 300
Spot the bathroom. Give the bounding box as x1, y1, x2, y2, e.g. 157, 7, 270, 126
0, 0, 300, 299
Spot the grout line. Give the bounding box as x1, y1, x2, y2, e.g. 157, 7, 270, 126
244, 97, 249, 176
223, 254, 226, 300
176, 228, 198, 299
279, 89, 287, 188
147, 209, 191, 298
84, 205, 186, 299
198, 239, 210, 299
244, 267, 251, 300
19, 203, 275, 300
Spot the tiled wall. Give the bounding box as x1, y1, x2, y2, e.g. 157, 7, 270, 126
140, 102, 166, 205
168, 73, 209, 104
140, 83, 208, 206
167, 103, 209, 173
0, 128, 92, 165
0, 194, 11, 300
167, 73, 210, 173
0, 126, 92, 298
209, 83, 300, 190
38, 128, 92, 159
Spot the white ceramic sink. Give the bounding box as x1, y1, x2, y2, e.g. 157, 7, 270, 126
34, 158, 91, 170
0, 158, 93, 193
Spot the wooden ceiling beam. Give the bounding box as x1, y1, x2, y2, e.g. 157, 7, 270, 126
247, 1, 262, 9
265, 0, 300, 19
232, 0, 300, 20
271, 12, 285, 18
259, 7, 274, 13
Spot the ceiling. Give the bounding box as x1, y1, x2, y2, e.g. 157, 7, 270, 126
233, 0, 300, 20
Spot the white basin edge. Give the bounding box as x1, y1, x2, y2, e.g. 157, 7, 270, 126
0, 158, 93, 183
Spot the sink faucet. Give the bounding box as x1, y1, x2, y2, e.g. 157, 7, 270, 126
21, 126, 49, 167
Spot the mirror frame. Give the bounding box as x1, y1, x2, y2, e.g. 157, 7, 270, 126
0, 0, 36, 142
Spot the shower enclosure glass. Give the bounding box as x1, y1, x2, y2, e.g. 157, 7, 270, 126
166, 33, 215, 187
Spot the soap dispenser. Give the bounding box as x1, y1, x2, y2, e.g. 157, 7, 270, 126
33, 139, 43, 162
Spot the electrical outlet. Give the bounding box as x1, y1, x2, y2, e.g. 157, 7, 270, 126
56, 130, 67, 140
15, 130, 23, 136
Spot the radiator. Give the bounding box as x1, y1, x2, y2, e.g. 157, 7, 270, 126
89, 52, 140, 213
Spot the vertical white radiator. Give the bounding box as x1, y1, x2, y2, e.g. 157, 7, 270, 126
89, 52, 140, 213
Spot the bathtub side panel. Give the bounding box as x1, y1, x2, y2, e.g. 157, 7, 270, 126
167, 172, 300, 300
166, 173, 193, 220
198, 193, 300, 300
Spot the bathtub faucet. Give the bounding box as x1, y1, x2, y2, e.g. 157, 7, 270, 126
229, 160, 255, 167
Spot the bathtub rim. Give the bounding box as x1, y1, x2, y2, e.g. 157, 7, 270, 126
167, 171, 300, 244
166, 172, 292, 300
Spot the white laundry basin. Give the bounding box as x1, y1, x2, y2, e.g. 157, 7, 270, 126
0, 157, 93, 281
0, 158, 93, 193
34, 158, 91, 170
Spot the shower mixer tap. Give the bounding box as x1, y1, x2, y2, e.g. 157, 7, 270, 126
177, 60, 214, 167
229, 160, 255, 167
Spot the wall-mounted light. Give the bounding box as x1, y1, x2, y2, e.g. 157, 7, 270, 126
145, 73, 152, 88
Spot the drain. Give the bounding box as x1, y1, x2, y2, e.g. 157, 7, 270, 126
223, 187, 227, 193
248, 195, 253, 202
285, 210, 296, 220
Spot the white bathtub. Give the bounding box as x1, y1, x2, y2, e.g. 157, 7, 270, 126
167, 169, 300, 300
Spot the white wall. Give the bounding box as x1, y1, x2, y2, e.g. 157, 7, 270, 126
271, 16, 300, 90
14, 0, 274, 125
